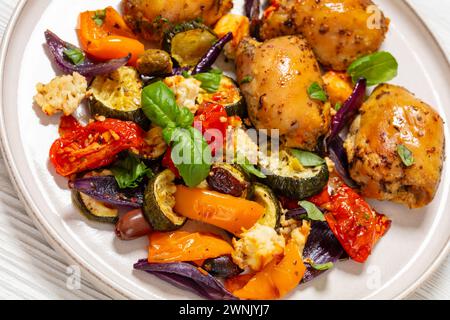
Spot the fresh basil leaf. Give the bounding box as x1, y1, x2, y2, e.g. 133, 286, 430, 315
111, 155, 152, 189
307, 82, 328, 102
347, 51, 398, 86
92, 9, 106, 26
397, 144, 415, 166
240, 158, 267, 179
168, 127, 212, 187
310, 261, 334, 271
291, 149, 325, 167
176, 107, 195, 128
63, 48, 85, 65
193, 70, 223, 93
240, 76, 253, 84
181, 70, 191, 78
142, 81, 193, 128
299, 201, 325, 222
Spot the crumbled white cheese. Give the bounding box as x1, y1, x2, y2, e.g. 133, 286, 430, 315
232, 223, 285, 272
290, 221, 311, 254
163, 75, 202, 114
34, 72, 88, 116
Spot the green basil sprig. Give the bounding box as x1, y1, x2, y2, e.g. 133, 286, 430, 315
63, 48, 85, 65
397, 144, 415, 167
193, 69, 223, 93
239, 157, 267, 179
299, 200, 325, 222
291, 149, 326, 167
142, 81, 211, 187
347, 51, 398, 86
141, 81, 193, 128
309, 261, 334, 271
164, 127, 212, 187
307, 82, 328, 102
111, 155, 153, 189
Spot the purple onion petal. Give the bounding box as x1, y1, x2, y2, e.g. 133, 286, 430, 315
327, 78, 367, 143
244, 0, 261, 38
192, 33, 233, 75
302, 221, 344, 283
285, 208, 307, 221
328, 136, 359, 189
45, 30, 130, 78
69, 176, 143, 208
134, 260, 237, 300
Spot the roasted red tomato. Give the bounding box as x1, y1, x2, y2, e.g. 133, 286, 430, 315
194, 102, 229, 155
162, 147, 181, 178
50, 116, 150, 177
309, 177, 391, 263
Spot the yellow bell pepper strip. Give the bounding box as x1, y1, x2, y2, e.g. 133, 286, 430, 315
78, 6, 144, 65
228, 240, 307, 300
173, 186, 264, 236
148, 231, 233, 263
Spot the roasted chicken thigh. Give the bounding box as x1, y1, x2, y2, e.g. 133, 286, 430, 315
345, 84, 445, 208
260, 0, 389, 71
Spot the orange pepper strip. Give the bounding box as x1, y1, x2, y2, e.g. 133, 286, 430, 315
231, 240, 306, 300
224, 274, 255, 293
174, 186, 264, 236
78, 6, 144, 65
148, 231, 233, 264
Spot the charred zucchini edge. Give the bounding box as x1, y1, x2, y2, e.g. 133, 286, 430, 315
197, 76, 247, 118
143, 169, 186, 231
163, 21, 218, 67
89, 67, 150, 130
72, 190, 119, 224
252, 183, 281, 229
263, 153, 329, 200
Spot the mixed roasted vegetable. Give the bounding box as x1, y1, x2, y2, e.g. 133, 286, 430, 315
34, 0, 445, 300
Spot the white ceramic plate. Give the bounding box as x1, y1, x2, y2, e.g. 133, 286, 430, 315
1, 0, 449, 300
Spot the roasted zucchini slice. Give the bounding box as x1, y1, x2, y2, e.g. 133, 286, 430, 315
72, 170, 119, 224
72, 191, 119, 224
143, 169, 186, 231
262, 150, 329, 200
252, 183, 281, 229
163, 21, 218, 67
197, 76, 247, 118
88, 66, 150, 129
206, 163, 252, 198
128, 126, 168, 160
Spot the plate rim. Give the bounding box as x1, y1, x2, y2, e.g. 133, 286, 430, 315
0, 0, 449, 300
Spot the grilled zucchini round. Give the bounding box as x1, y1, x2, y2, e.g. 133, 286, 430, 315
197, 76, 247, 118
143, 169, 186, 231
262, 150, 329, 200
252, 183, 281, 229
89, 66, 150, 130
72, 170, 119, 224
163, 21, 218, 67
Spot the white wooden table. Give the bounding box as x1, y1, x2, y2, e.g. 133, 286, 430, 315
0, 0, 449, 300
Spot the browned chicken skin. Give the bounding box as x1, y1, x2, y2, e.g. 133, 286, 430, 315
345, 84, 445, 208
236, 36, 331, 150
260, 0, 389, 71
122, 0, 233, 41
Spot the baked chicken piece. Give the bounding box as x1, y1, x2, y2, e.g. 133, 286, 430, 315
122, 0, 233, 41
260, 0, 389, 71
236, 36, 331, 150
345, 84, 445, 208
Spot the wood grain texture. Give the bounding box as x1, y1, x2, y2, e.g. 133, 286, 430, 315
0, 0, 448, 300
